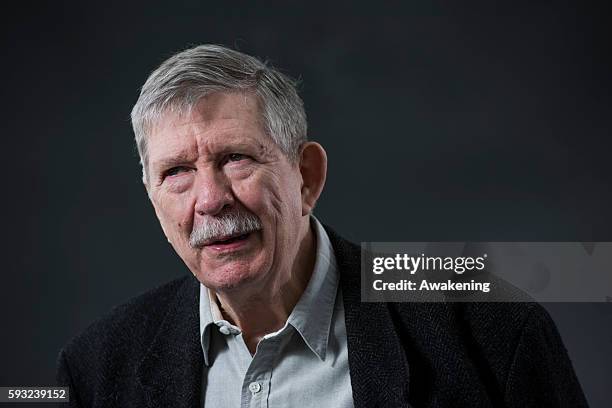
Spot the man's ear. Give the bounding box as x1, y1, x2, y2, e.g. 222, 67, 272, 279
298, 142, 327, 216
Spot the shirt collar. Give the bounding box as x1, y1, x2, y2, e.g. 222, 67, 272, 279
199, 284, 241, 366
286, 216, 338, 361
198, 216, 339, 365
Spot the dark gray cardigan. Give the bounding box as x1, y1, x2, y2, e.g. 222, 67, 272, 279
57, 227, 588, 407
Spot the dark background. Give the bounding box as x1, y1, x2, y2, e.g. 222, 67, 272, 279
1, 1, 611, 406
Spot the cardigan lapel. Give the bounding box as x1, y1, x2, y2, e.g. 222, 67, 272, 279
326, 226, 413, 408
136, 276, 203, 408
327, 226, 495, 407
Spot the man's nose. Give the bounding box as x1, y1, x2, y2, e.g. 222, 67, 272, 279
193, 170, 234, 216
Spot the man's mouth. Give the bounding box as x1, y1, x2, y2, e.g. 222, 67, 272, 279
205, 232, 251, 246
200, 231, 257, 252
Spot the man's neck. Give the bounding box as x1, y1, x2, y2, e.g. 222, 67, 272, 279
214, 220, 317, 354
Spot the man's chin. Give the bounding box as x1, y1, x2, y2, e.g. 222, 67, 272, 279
195, 263, 262, 292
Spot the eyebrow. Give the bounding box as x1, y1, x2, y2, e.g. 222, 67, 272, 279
150, 139, 271, 173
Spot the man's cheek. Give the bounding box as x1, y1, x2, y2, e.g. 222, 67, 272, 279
162, 197, 195, 231
156, 208, 189, 245
232, 181, 270, 217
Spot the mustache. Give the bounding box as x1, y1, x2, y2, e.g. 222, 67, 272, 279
189, 210, 262, 248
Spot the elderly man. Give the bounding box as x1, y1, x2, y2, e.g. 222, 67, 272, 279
57, 45, 587, 407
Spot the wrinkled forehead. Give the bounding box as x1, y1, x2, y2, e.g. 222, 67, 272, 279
146, 92, 278, 162
152, 91, 265, 134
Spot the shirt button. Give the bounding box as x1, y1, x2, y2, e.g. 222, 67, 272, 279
218, 325, 231, 335
248, 382, 261, 394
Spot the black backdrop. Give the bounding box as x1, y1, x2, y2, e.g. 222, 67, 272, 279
1, 1, 611, 406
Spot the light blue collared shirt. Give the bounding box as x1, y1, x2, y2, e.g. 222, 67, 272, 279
199, 217, 354, 407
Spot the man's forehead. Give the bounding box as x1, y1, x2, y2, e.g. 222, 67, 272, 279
153, 92, 262, 134
150, 134, 268, 162
149, 94, 269, 146
151, 115, 258, 143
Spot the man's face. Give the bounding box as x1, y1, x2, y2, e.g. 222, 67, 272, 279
147, 92, 306, 292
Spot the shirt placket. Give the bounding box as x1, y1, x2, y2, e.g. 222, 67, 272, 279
240, 336, 281, 408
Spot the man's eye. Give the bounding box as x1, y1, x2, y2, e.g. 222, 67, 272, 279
227, 153, 247, 162
165, 166, 190, 177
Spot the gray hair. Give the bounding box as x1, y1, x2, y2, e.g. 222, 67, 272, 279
189, 209, 262, 249
130, 44, 308, 184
